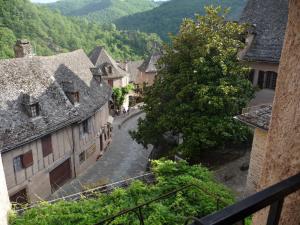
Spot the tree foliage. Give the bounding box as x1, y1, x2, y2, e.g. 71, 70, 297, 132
0, 0, 162, 60
112, 84, 134, 110
131, 7, 254, 159
47, 0, 159, 25
10, 160, 234, 225
116, 0, 248, 41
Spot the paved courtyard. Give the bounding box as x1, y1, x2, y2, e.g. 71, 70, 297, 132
51, 112, 152, 199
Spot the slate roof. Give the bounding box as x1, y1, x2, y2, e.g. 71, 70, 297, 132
88, 46, 129, 79
139, 51, 161, 73
126, 60, 143, 82
236, 105, 272, 131
0, 49, 111, 153
239, 0, 288, 63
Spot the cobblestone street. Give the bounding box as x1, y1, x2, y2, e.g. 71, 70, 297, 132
51, 112, 152, 199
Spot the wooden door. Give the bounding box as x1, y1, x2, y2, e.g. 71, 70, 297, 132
49, 159, 71, 192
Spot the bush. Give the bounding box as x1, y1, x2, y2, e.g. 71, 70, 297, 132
10, 160, 234, 225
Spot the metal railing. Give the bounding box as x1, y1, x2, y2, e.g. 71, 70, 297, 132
15, 173, 155, 213
95, 183, 228, 225
187, 172, 300, 225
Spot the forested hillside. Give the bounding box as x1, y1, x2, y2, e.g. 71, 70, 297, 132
116, 0, 247, 41
0, 0, 161, 60
47, 0, 159, 24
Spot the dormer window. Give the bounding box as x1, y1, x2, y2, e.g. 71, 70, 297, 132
30, 103, 40, 117
66, 91, 80, 104
61, 81, 79, 105
22, 94, 40, 118
108, 66, 112, 74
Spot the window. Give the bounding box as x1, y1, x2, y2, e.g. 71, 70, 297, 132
30, 103, 40, 117
42, 135, 53, 157
79, 151, 85, 164
82, 119, 89, 134
13, 151, 33, 171
108, 66, 112, 74
265, 71, 277, 90
258, 71, 265, 89
66, 92, 80, 104
13, 156, 23, 172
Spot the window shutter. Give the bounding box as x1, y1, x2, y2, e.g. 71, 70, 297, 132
42, 135, 53, 157
21, 151, 33, 168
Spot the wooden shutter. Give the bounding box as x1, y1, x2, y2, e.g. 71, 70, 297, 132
108, 79, 113, 87
21, 151, 33, 168
42, 135, 53, 157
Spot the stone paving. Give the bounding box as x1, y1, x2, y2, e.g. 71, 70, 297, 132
50, 112, 152, 199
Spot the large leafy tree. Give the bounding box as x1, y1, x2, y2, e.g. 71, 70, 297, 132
131, 7, 254, 159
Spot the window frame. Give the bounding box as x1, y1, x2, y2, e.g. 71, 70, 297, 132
41, 135, 53, 157
82, 119, 89, 134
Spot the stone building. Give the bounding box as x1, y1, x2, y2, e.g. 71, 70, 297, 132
135, 51, 161, 88
89, 46, 129, 89
236, 105, 272, 192
0, 41, 112, 203
239, 0, 288, 92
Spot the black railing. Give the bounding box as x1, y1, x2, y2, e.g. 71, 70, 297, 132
95, 183, 227, 225
187, 172, 300, 225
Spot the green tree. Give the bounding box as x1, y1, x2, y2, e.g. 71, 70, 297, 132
112, 84, 134, 110
131, 7, 254, 159
10, 160, 234, 225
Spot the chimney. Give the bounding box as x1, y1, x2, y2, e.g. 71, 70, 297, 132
90, 67, 102, 83
14, 40, 33, 58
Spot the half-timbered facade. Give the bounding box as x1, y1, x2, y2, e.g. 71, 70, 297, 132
0, 41, 112, 203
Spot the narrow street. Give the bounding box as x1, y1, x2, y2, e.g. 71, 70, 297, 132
51, 112, 152, 199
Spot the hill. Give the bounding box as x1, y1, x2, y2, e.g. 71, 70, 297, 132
47, 0, 159, 24
0, 0, 161, 60
116, 0, 248, 41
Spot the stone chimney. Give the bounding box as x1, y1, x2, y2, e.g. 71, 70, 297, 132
14, 39, 33, 58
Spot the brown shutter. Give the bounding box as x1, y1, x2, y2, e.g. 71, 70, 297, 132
21, 151, 33, 168
42, 135, 53, 157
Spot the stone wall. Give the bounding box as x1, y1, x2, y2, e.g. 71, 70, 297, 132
0, 154, 10, 225
246, 128, 268, 192
253, 0, 300, 224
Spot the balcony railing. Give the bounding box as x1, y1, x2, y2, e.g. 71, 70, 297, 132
187, 172, 300, 225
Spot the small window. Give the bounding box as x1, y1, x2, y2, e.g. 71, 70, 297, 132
79, 152, 85, 164
66, 92, 80, 104
82, 120, 89, 134
13, 156, 23, 172
108, 66, 112, 74
30, 103, 40, 117
42, 135, 53, 157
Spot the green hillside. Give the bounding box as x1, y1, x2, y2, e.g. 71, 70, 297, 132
47, 0, 159, 24
0, 0, 161, 60
116, 0, 247, 41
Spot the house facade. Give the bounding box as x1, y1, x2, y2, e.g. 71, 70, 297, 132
0, 41, 112, 203
236, 105, 272, 193
239, 0, 288, 91
89, 46, 129, 89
